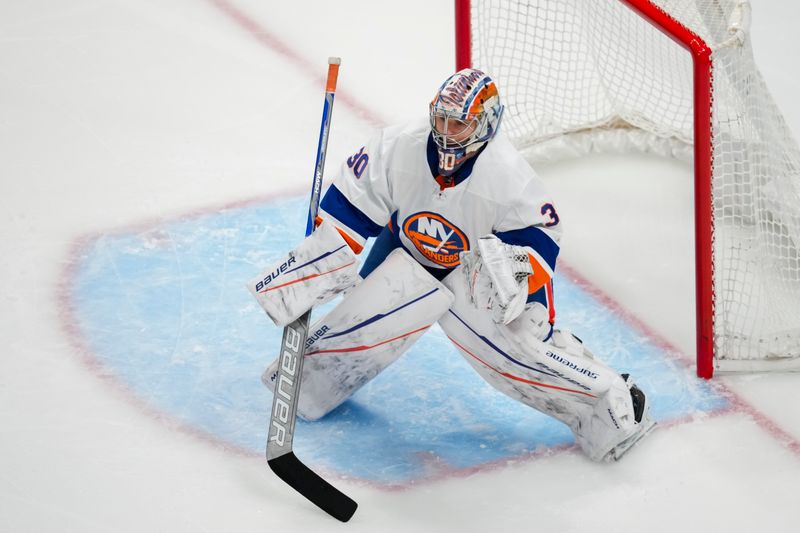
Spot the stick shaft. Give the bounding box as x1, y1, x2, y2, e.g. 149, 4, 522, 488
265, 57, 357, 522
270, 58, 340, 456
305, 58, 340, 236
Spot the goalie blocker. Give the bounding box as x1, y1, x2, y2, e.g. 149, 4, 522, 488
246, 220, 359, 327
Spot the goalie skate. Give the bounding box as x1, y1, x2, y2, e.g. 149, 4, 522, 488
602, 376, 656, 462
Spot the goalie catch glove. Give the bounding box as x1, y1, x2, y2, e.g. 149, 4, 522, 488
461, 235, 533, 325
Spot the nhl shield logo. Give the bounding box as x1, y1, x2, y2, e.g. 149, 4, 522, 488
402, 212, 469, 268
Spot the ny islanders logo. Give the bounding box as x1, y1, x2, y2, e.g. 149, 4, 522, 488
403, 212, 469, 268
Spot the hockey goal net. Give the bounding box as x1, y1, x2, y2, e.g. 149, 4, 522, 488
456, 0, 800, 377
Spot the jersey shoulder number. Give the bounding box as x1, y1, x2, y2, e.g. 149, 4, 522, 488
540, 203, 560, 227
346, 146, 369, 178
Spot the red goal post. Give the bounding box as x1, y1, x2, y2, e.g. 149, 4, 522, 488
455, 0, 800, 378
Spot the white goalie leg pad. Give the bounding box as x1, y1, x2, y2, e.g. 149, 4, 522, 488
439, 268, 654, 461
263, 249, 454, 421
246, 220, 358, 327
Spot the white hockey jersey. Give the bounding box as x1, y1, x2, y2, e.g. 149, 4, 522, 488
318, 120, 562, 301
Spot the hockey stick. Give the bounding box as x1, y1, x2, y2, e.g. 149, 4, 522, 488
266, 57, 358, 522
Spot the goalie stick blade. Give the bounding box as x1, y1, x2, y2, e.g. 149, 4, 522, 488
268, 452, 358, 522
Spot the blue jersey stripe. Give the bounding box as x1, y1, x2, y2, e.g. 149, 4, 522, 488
495, 226, 560, 271
320, 184, 384, 240
527, 283, 548, 305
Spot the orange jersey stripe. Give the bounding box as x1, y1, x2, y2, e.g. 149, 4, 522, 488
527, 253, 552, 295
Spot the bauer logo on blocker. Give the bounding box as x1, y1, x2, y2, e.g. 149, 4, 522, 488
403, 212, 468, 268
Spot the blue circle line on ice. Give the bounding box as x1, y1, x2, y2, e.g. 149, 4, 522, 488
65, 194, 727, 486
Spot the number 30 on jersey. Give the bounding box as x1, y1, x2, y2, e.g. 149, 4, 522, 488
347, 146, 369, 178
438, 151, 457, 172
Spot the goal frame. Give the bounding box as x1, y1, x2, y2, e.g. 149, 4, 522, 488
455, 0, 717, 377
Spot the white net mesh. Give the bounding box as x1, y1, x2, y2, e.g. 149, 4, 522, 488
468, 0, 800, 370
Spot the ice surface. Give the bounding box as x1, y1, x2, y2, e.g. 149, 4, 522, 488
2, 1, 800, 532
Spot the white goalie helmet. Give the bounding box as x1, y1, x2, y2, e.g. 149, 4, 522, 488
429, 68, 505, 176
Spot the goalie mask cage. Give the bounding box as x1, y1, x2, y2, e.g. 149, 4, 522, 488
455, 0, 800, 378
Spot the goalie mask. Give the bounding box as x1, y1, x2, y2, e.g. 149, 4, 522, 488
429, 68, 504, 176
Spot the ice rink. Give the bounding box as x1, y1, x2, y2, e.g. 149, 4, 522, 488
3, 1, 800, 531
